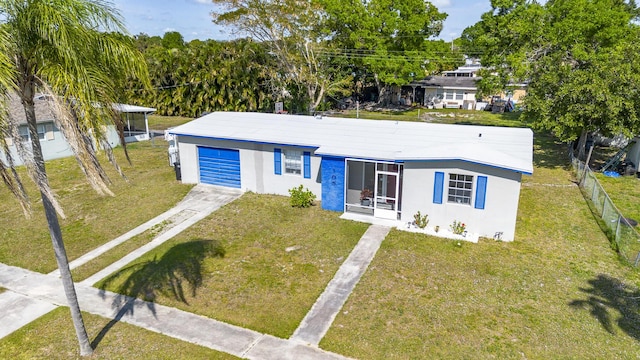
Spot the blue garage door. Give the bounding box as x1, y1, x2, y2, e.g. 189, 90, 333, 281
198, 147, 241, 188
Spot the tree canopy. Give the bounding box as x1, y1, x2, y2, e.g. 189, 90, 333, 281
319, 0, 453, 103
162, 31, 185, 49
211, 0, 354, 113
125, 36, 275, 117
463, 0, 640, 155
0, 0, 149, 355
209, 0, 457, 111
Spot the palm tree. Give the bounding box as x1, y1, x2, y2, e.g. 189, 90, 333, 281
0, 0, 148, 356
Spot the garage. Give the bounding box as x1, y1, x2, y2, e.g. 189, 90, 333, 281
197, 146, 241, 188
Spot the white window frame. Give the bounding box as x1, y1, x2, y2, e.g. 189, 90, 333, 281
447, 173, 473, 205
17, 124, 54, 142
445, 91, 454, 100
37, 124, 46, 140
455, 92, 464, 100
18, 126, 29, 142
284, 149, 302, 175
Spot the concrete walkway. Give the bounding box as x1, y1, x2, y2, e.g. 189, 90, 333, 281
51, 184, 243, 280
0, 263, 349, 359
291, 225, 390, 346
0, 184, 242, 345
0, 186, 392, 359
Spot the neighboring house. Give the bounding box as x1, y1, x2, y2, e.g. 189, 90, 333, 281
442, 63, 482, 78
405, 61, 527, 109
1, 93, 155, 166
115, 103, 157, 143
170, 112, 533, 241
407, 76, 479, 109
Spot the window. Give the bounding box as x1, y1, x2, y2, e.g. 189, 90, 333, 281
284, 149, 302, 175
448, 173, 473, 205
455, 92, 463, 100
17, 124, 54, 142
19, 126, 29, 141
37, 124, 46, 140
445, 91, 454, 100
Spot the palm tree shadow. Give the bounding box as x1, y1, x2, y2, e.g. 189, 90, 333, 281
569, 274, 640, 339
93, 239, 225, 348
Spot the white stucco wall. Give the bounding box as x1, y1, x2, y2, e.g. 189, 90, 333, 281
423, 88, 477, 109
176, 136, 526, 241
401, 161, 523, 241
176, 136, 322, 197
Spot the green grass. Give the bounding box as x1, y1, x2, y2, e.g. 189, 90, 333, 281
97, 193, 369, 338
0, 307, 237, 359
594, 174, 640, 222
336, 108, 525, 127
0, 140, 193, 273
148, 114, 193, 130
70, 227, 159, 282
4, 109, 637, 358
319, 129, 640, 359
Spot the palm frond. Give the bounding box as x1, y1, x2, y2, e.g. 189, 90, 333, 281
0, 0, 150, 218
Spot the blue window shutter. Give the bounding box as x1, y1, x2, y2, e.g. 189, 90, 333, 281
433, 172, 444, 204
274, 148, 282, 175
475, 176, 487, 209
303, 152, 311, 179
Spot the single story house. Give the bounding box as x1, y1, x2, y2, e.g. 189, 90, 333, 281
407, 76, 479, 109
170, 112, 533, 241
1, 93, 155, 166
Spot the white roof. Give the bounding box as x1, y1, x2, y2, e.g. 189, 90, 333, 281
170, 112, 534, 174
113, 104, 156, 113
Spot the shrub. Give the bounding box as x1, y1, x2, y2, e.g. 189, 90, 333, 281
450, 220, 466, 235
413, 211, 429, 229
288, 185, 316, 208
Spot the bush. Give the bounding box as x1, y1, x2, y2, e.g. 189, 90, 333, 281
450, 220, 466, 235
413, 211, 429, 229
288, 185, 316, 208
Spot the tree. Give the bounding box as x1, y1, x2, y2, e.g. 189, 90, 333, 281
320, 0, 448, 104
463, 0, 640, 158
162, 31, 185, 50
211, 0, 352, 113
133, 32, 162, 52
126, 38, 274, 117
0, 0, 148, 356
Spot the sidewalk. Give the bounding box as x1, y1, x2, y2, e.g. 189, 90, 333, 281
0, 184, 242, 344
0, 263, 350, 360
0, 185, 392, 359
291, 225, 390, 345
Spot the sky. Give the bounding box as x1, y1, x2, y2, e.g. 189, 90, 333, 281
114, 0, 492, 42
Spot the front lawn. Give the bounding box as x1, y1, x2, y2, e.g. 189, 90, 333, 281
0, 308, 236, 359
0, 140, 193, 273
147, 114, 193, 130
320, 133, 640, 359
97, 193, 369, 338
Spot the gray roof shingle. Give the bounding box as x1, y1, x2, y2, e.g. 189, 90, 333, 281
6, 93, 55, 125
